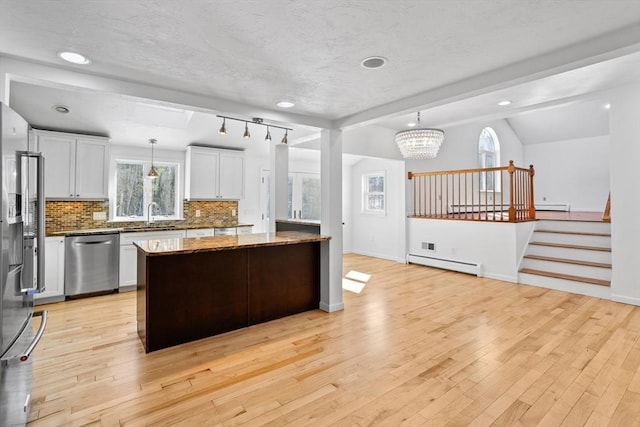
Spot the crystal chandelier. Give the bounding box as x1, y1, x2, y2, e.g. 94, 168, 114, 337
395, 112, 444, 159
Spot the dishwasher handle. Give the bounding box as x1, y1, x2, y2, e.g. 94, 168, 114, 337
73, 240, 113, 245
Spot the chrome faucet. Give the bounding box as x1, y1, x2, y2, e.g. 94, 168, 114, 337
147, 202, 159, 225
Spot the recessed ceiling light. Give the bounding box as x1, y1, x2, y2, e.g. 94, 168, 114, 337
604, 103, 611, 109
276, 101, 295, 108
407, 122, 417, 127
360, 56, 388, 69
57, 51, 91, 65
52, 105, 70, 114
498, 100, 512, 106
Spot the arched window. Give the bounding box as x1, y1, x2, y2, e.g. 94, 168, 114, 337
478, 127, 501, 191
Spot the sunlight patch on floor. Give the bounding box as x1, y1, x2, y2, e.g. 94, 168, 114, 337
342, 270, 371, 293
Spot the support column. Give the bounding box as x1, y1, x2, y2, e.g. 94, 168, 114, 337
268, 141, 289, 232
609, 83, 640, 306
319, 128, 344, 312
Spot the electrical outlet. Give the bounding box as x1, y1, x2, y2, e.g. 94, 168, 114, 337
195, 209, 201, 217
232, 209, 237, 217
93, 211, 106, 220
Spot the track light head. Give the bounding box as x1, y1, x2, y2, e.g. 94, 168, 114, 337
265, 126, 272, 142
281, 130, 288, 145
218, 118, 227, 135
243, 122, 250, 139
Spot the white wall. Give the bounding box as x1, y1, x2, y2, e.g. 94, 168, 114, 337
342, 164, 353, 253
407, 218, 536, 282
350, 157, 406, 262
609, 83, 640, 306
523, 136, 610, 211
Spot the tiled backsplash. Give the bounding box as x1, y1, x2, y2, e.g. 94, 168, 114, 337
45, 200, 239, 234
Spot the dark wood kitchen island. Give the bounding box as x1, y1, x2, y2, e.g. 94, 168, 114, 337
134, 231, 330, 352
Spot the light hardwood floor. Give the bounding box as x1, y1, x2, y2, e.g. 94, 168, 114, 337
29, 254, 640, 426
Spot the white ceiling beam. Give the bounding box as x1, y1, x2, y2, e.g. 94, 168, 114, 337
334, 24, 640, 131
0, 55, 332, 130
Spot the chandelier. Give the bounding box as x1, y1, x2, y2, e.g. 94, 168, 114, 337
395, 112, 444, 159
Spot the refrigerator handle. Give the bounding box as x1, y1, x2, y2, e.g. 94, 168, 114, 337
19, 311, 48, 362
35, 153, 45, 293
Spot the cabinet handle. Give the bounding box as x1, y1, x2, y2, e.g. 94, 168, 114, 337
76, 194, 79, 197
70, 194, 73, 197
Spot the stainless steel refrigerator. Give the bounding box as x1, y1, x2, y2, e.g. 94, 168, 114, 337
0, 103, 47, 426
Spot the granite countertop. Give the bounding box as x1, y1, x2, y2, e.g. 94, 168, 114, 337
133, 231, 331, 256
48, 223, 254, 237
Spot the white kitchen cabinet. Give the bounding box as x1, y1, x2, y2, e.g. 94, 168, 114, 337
35, 237, 65, 304
34, 130, 109, 199
119, 230, 185, 289
185, 146, 244, 200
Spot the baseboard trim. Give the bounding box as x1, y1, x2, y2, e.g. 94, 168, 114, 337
611, 293, 640, 306
319, 301, 345, 312
484, 273, 518, 283
351, 249, 406, 264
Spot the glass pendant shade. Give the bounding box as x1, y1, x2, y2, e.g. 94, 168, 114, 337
148, 138, 159, 179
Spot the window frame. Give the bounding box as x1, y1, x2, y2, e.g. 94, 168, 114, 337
362, 171, 386, 215
110, 158, 181, 222
478, 127, 501, 192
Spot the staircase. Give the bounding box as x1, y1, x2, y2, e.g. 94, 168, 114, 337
518, 219, 612, 299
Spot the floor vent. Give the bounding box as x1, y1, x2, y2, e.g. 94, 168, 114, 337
408, 254, 481, 276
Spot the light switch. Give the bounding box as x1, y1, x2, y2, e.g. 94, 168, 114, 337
93, 211, 107, 220
195, 209, 201, 217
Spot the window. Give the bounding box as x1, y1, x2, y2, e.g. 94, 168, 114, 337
113, 160, 180, 221
362, 172, 385, 214
478, 127, 501, 191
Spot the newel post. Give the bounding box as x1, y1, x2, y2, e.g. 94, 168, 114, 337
528, 164, 536, 220
508, 160, 515, 221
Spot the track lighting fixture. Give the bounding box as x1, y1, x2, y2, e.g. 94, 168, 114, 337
216, 115, 292, 144
148, 138, 159, 179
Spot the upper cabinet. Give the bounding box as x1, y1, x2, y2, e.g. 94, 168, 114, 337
185, 146, 244, 200
33, 130, 109, 199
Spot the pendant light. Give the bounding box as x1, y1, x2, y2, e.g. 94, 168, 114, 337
218, 117, 227, 135
148, 138, 159, 179
243, 122, 250, 139
395, 112, 444, 159
265, 126, 272, 142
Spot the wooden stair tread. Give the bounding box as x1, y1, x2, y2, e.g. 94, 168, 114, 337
519, 268, 611, 287
535, 229, 611, 237
530, 241, 611, 252
523, 255, 611, 269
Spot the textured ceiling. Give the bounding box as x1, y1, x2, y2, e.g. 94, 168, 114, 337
1, 0, 639, 121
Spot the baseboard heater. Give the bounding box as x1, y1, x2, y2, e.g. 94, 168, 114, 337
535, 202, 570, 211
407, 254, 482, 277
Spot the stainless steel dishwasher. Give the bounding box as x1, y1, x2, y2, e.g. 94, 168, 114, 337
64, 232, 119, 297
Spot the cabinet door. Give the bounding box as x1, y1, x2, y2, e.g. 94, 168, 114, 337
38, 135, 76, 198
35, 237, 65, 302
186, 147, 219, 199
75, 139, 109, 199
119, 245, 138, 288
219, 151, 244, 199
